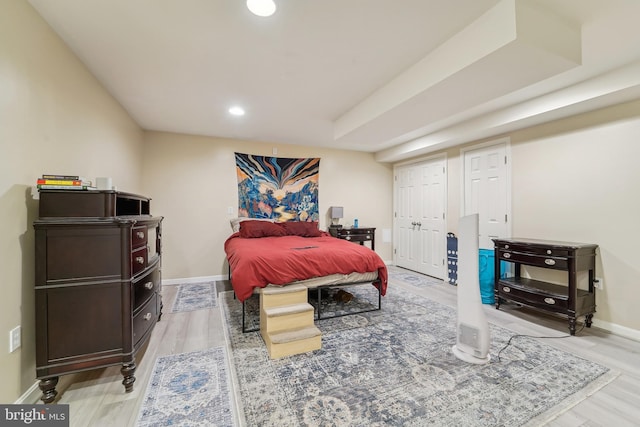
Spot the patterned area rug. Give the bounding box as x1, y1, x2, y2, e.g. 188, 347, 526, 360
387, 265, 443, 287
171, 281, 217, 312
137, 347, 235, 426
222, 285, 616, 426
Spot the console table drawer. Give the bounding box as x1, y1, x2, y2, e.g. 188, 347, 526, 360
496, 242, 572, 258
499, 251, 568, 270
498, 282, 568, 312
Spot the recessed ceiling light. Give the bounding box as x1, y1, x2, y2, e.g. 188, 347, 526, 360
246, 0, 276, 17
229, 106, 245, 116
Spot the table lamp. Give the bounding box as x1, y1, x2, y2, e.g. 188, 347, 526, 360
330, 206, 343, 228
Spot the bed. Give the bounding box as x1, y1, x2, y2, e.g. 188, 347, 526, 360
224, 219, 388, 331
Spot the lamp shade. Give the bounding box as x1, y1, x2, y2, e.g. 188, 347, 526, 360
330, 206, 344, 219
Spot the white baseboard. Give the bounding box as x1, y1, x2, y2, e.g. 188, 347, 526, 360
15, 381, 40, 404
593, 319, 640, 342
162, 275, 226, 286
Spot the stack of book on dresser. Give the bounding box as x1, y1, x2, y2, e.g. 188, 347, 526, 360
36, 174, 97, 190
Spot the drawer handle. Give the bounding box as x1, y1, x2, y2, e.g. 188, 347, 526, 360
366, 236, 371, 239
136, 256, 145, 264
137, 231, 145, 239
544, 297, 556, 305
345, 236, 351, 240
504, 244, 509, 249
546, 250, 552, 255
143, 312, 152, 321
503, 253, 511, 259
502, 286, 511, 293
144, 281, 154, 290
545, 259, 556, 266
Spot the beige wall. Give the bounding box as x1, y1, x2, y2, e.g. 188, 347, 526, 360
0, 1, 144, 403
141, 131, 394, 281
431, 99, 640, 338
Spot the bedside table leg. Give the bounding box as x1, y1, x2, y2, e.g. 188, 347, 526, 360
121, 362, 136, 392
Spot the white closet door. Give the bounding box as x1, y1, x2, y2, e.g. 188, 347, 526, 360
395, 166, 418, 271
417, 159, 446, 278
394, 156, 447, 279
463, 140, 510, 249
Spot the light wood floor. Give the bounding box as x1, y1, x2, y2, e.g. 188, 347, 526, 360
50, 276, 640, 426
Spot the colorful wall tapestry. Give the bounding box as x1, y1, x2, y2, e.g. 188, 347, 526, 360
235, 153, 320, 222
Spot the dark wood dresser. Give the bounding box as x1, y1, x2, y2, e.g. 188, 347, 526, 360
329, 226, 376, 250
34, 190, 163, 403
493, 238, 597, 335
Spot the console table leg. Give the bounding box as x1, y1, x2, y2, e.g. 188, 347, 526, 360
121, 362, 136, 393
39, 377, 59, 403
569, 317, 577, 336
585, 314, 593, 328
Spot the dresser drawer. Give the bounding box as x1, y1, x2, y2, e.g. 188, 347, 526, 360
133, 295, 157, 346
132, 225, 147, 249
131, 247, 147, 276
499, 250, 568, 270
134, 267, 159, 311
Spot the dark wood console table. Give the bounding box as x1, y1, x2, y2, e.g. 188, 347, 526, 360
330, 226, 375, 250
493, 238, 597, 335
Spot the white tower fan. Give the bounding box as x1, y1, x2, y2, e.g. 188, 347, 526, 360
452, 214, 491, 364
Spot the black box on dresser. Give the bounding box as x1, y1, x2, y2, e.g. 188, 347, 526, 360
34, 190, 163, 403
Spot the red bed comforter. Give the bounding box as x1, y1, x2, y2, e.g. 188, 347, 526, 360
224, 232, 388, 302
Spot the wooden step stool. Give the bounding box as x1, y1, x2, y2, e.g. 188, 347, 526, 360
260, 285, 322, 359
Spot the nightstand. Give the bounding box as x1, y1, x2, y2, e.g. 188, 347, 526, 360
330, 226, 375, 250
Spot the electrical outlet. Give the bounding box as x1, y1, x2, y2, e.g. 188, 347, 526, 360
594, 277, 604, 290
9, 326, 21, 353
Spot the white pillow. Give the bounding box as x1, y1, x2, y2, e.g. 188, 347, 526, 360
230, 217, 275, 232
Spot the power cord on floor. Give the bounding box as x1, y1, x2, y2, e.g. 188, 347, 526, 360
496, 322, 586, 362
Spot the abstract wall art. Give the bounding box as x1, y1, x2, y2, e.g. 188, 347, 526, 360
235, 152, 320, 222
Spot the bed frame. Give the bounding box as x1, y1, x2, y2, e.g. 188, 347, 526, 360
239, 278, 383, 333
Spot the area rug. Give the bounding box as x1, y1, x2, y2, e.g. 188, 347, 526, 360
221, 285, 616, 426
136, 347, 235, 426
387, 265, 443, 287
171, 281, 217, 312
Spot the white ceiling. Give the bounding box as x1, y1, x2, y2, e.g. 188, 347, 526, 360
28, 0, 640, 162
